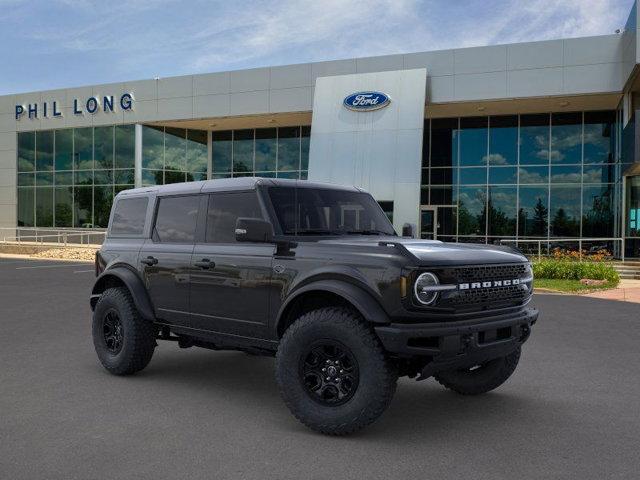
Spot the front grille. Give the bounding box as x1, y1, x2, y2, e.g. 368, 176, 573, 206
430, 263, 531, 311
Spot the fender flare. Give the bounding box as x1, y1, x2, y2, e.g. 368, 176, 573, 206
276, 279, 390, 335
90, 267, 156, 321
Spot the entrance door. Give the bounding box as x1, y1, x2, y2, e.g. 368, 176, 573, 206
420, 207, 437, 239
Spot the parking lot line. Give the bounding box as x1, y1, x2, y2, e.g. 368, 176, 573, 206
73, 269, 95, 274
15, 263, 89, 270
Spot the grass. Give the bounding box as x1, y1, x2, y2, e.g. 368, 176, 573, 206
535, 278, 618, 293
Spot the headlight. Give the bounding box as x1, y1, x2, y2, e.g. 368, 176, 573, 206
414, 272, 440, 305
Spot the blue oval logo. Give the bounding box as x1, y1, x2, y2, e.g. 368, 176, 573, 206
343, 91, 391, 111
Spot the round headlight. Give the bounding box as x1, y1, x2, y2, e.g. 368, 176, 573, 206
414, 272, 440, 305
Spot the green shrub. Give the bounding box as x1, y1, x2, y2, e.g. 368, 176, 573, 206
533, 259, 619, 285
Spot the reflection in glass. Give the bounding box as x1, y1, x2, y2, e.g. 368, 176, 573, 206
583, 184, 614, 237
431, 118, 458, 167
212, 131, 232, 174
520, 114, 549, 165
459, 167, 486, 185
584, 164, 614, 184
17, 188, 34, 226
74, 128, 93, 170
550, 185, 580, 237
458, 187, 486, 236
35, 187, 53, 227
519, 166, 548, 184
301, 126, 311, 170
186, 130, 207, 176
54, 187, 73, 227
115, 125, 135, 169
278, 127, 300, 171
584, 111, 615, 164
488, 186, 517, 236
55, 129, 73, 171
551, 113, 581, 164
74, 186, 92, 227
518, 186, 548, 237
550, 165, 581, 183
36, 130, 54, 171
164, 128, 186, 172
488, 116, 517, 166
18, 132, 35, 172
459, 117, 487, 167
94, 126, 114, 169
233, 129, 253, 173
255, 128, 276, 171
489, 167, 517, 184
142, 126, 164, 170
94, 186, 113, 228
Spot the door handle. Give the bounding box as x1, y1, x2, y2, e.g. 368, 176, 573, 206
194, 258, 214, 269
141, 256, 158, 266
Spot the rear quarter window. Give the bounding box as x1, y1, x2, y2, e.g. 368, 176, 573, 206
110, 197, 149, 236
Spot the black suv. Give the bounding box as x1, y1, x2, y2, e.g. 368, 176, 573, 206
91, 177, 538, 435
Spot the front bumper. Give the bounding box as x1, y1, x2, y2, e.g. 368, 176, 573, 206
375, 307, 538, 379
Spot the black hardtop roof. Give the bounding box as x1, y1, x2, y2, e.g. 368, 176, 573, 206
115, 177, 363, 198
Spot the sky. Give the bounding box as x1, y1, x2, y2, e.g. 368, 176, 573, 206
0, 0, 636, 95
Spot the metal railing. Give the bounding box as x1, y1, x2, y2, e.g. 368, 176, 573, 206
498, 238, 624, 261
0, 227, 106, 247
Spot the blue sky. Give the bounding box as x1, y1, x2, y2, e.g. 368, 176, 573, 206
0, 0, 635, 95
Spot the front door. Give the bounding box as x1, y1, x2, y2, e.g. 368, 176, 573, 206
139, 194, 201, 326
420, 207, 437, 239
189, 191, 274, 339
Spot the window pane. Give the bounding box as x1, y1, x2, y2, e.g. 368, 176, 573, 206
431, 118, 457, 167
276, 171, 299, 179
206, 192, 263, 243
459, 117, 487, 167
489, 166, 517, 184
17, 188, 34, 226
36, 130, 54, 171
233, 129, 253, 173
94, 126, 114, 169
154, 195, 200, 243
550, 185, 580, 237
430, 186, 456, 205
94, 169, 114, 185
94, 187, 113, 228
142, 169, 163, 185
519, 166, 548, 184
54, 129, 73, 171
301, 126, 310, 171
18, 132, 35, 172
75, 169, 93, 186
488, 116, 517, 166
551, 113, 581, 164
18, 172, 34, 186
520, 114, 549, 165
74, 186, 93, 227
165, 127, 186, 171
142, 126, 164, 170
186, 129, 208, 174
164, 170, 186, 184
35, 187, 53, 227
111, 197, 148, 235
36, 171, 53, 186
255, 128, 276, 171
114, 169, 135, 185
277, 127, 300, 171
584, 164, 615, 184
583, 184, 614, 237
430, 168, 454, 185
115, 124, 135, 169
55, 171, 73, 186
457, 187, 486, 236
584, 111, 615, 164
459, 167, 486, 185
488, 186, 517, 236
74, 127, 94, 170
550, 165, 581, 183
518, 186, 548, 237
212, 131, 232, 174
54, 186, 73, 227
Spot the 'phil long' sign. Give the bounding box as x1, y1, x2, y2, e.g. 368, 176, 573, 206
15, 93, 134, 120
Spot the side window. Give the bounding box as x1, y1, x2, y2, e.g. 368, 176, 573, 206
110, 197, 148, 236
154, 195, 200, 243
206, 192, 263, 243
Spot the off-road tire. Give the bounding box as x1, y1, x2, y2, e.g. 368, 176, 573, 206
92, 287, 156, 376
276, 307, 397, 436
434, 347, 521, 395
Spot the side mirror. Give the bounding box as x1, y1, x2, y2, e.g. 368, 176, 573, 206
402, 223, 414, 238
235, 217, 274, 243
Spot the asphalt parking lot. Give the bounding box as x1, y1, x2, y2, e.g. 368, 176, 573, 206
1, 257, 639, 480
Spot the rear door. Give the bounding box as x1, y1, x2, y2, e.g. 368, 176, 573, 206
139, 194, 202, 326
189, 191, 274, 339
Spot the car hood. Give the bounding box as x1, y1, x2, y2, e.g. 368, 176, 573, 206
317, 236, 527, 266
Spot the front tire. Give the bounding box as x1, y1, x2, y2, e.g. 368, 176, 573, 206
92, 287, 156, 376
434, 347, 521, 395
275, 307, 397, 436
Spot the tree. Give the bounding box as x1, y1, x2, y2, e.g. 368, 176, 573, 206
532, 198, 548, 236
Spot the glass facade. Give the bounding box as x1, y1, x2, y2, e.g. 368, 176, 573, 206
422, 111, 620, 244
211, 126, 310, 180
17, 125, 135, 228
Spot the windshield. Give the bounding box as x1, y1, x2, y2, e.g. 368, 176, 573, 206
267, 186, 396, 236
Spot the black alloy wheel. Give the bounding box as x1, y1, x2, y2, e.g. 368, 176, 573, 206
102, 309, 124, 354
300, 340, 359, 406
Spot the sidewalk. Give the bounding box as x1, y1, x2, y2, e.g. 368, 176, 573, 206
582, 279, 640, 303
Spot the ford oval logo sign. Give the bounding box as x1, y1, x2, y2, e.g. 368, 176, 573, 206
343, 91, 390, 111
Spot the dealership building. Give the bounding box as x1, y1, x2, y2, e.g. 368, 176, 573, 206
3, 3, 640, 257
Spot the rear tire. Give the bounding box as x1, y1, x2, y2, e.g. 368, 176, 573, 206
434, 347, 521, 395
275, 307, 397, 436
92, 287, 156, 376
